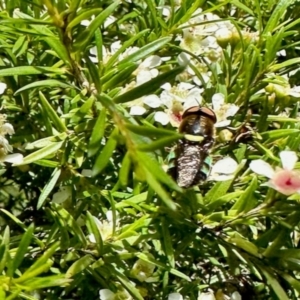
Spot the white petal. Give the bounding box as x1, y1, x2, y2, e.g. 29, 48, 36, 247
161, 82, 171, 90
198, 291, 216, 300
130, 106, 146, 115
141, 55, 162, 68
149, 68, 159, 78
111, 41, 122, 53
104, 16, 116, 28
215, 120, 231, 128
212, 93, 225, 110
106, 210, 113, 222
168, 293, 183, 300
209, 174, 234, 181
231, 291, 241, 300
99, 289, 115, 300
249, 160, 274, 178
143, 95, 161, 108
52, 186, 71, 204
136, 70, 153, 85
178, 82, 195, 90
211, 157, 238, 175
154, 111, 169, 125
177, 52, 190, 66
183, 97, 202, 110
225, 104, 239, 117
280, 151, 298, 170
2, 123, 15, 135
80, 20, 90, 26
0, 82, 7, 94
88, 233, 96, 243
6, 153, 24, 164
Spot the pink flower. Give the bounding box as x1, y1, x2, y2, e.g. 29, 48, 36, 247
250, 151, 300, 195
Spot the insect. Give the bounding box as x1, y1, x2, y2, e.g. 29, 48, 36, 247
174, 106, 217, 188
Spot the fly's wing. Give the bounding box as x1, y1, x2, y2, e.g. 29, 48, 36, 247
176, 143, 203, 188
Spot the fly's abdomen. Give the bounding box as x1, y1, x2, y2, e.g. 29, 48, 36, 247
176, 143, 203, 188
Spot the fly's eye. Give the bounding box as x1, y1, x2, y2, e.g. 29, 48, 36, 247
200, 107, 217, 124
182, 106, 217, 123
182, 106, 201, 118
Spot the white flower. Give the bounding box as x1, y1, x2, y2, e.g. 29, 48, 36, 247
88, 211, 115, 242
134, 55, 162, 86
131, 255, 155, 282
208, 157, 238, 181
168, 293, 183, 300
154, 82, 203, 126
212, 93, 239, 127
250, 151, 300, 195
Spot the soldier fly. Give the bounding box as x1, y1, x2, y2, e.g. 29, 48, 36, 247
174, 106, 217, 188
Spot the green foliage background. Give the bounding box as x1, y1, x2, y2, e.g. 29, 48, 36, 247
1, 0, 300, 299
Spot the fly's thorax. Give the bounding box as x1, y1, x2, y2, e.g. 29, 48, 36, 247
179, 106, 216, 148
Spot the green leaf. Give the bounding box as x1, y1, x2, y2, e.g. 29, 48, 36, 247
105, 29, 150, 69
118, 36, 171, 66
15, 141, 64, 166
263, 0, 296, 33
0, 227, 10, 274
53, 203, 87, 247
86, 211, 103, 256
113, 268, 144, 300
92, 128, 118, 176
43, 37, 71, 65
88, 108, 106, 157
15, 80, 75, 95
136, 151, 181, 192
137, 135, 181, 151
20, 275, 71, 289
0, 66, 66, 76
119, 152, 131, 187
258, 264, 289, 300
66, 8, 103, 31
126, 124, 182, 138
231, 176, 257, 213
66, 255, 95, 278
260, 129, 300, 140
39, 91, 68, 132
37, 168, 62, 209
8, 224, 34, 277
269, 58, 300, 72
144, 168, 176, 211
161, 219, 175, 268
114, 66, 185, 104
14, 241, 60, 282
73, 1, 120, 51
